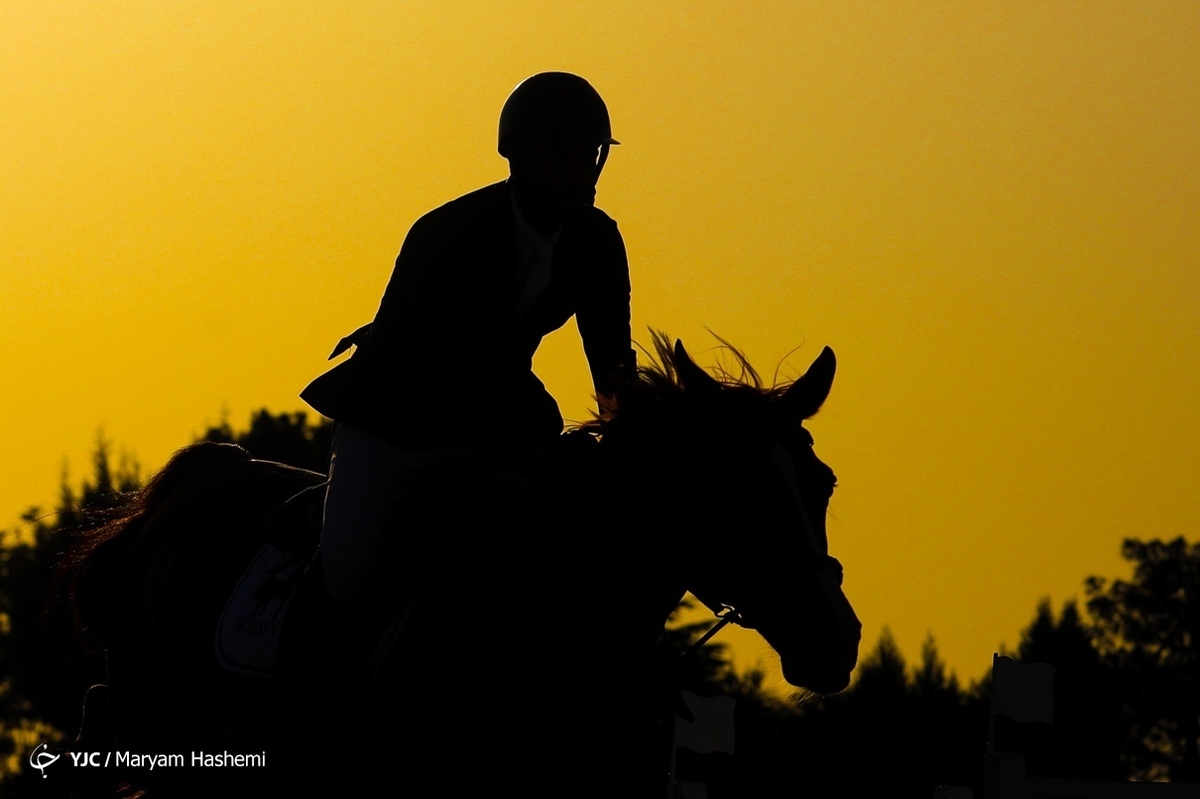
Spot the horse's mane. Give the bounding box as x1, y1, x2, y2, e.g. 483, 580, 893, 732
579, 331, 795, 438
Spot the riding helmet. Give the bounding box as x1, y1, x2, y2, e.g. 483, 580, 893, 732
498, 72, 619, 156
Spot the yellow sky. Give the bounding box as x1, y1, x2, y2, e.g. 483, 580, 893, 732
3, 1, 1198, 686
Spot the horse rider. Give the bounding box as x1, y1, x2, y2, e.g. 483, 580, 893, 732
301, 72, 635, 602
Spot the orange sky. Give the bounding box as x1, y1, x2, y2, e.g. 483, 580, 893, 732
3, 1, 1198, 687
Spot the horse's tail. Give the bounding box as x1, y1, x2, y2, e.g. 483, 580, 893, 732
56, 442, 255, 649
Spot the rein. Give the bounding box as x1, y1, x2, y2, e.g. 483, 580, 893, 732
681, 604, 743, 660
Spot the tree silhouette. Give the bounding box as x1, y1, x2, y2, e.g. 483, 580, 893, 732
0, 434, 141, 791
1086, 537, 1200, 781
799, 629, 985, 798
991, 598, 1125, 780
672, 628, 988, 799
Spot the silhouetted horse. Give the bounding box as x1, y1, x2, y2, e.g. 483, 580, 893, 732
60, 335, 859, 797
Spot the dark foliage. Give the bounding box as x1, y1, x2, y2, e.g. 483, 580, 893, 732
993, 599, 1127, 780
1, 436, 143, 784
1087, 538, 1200, 781
683, 582, 1194, 798
750, 630, 987, 798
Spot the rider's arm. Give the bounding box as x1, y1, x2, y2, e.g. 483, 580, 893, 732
576, 215, 635, 404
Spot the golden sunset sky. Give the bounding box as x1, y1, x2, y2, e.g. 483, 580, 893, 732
3, 1, 1197, 686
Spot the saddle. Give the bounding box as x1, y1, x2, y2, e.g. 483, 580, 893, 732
214, 483, 324, 679
213, 479, 428, 684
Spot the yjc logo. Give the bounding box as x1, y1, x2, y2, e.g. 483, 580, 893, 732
70, 752, 105, 767
29, 743, 60, 778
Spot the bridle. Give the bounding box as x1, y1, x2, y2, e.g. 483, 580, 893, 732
681, 604, 744, 660
679, 439, 839, 659
681, 436, 830, 652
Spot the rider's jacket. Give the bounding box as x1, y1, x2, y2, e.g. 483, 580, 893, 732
301, 180, 633, 455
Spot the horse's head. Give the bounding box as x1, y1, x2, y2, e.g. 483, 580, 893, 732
594, 334, 861, 694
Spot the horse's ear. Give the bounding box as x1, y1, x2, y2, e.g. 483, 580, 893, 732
674, 339, 721, 394
781, 346, 836, 421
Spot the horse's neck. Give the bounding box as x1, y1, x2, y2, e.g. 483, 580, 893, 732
534, 431, 703, 638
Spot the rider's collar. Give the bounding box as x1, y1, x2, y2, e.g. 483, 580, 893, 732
510, 185, 563, 246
